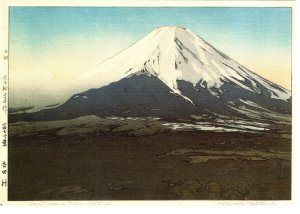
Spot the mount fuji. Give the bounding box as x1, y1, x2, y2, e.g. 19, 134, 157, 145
10, 26, 291, 122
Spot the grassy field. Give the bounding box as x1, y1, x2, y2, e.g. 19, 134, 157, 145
8, 120, 291, 200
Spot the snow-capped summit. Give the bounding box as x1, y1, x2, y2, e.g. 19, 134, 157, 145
80, 26, 290, 103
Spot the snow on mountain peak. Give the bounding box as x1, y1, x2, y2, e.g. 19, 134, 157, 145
79, 26, 291, 102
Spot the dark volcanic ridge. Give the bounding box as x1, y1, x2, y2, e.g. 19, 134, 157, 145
9, 74, 291, 123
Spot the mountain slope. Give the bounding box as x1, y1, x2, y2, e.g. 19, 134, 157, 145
9, 26, 291, 122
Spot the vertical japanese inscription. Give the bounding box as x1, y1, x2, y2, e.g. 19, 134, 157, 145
2, 50, 8, 115
0, 48, 8, 204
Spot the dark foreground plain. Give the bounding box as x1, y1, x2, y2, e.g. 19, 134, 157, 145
8, 118, 291, 201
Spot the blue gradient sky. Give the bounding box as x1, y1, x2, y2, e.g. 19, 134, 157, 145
9, 7, 292, 107
10, 7, 291, 54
